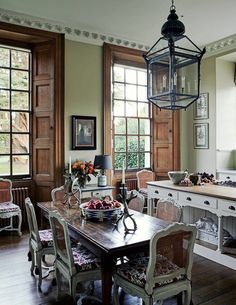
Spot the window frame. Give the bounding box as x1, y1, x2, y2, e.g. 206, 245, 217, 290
0, 45, 32, 178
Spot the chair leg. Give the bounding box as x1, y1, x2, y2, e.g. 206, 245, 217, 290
18, 211, 22, 236
113, 282, 120, 305
55, 267, 61, 299
36, 252, 42, 290
30, 246, 35, 276
184, 286, 192, 305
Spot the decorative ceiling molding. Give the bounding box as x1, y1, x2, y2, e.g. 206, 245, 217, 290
1, 8, 236, 57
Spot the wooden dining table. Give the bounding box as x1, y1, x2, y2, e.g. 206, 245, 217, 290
37, 201, 169, 305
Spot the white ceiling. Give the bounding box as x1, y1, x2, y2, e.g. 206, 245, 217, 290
1, 0, 236, 48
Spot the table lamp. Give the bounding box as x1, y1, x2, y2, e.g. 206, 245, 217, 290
94, 155, 112, 187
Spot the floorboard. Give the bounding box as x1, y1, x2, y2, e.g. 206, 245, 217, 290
0, 232, 236, 305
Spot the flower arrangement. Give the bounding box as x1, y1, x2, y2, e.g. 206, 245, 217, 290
71, 160, 98, 188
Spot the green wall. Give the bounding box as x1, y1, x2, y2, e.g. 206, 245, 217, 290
65, 40, 103, 170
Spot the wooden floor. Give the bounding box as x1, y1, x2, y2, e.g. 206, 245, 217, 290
1, 232, 236, 305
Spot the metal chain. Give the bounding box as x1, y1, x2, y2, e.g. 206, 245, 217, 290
170, 0, 176, 10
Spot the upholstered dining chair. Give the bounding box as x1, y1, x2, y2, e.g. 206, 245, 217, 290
113, 222, 197, 305
51, 184, 82, 207
25, 197, 54, 290
49, 211, 102, 302
0, 178, 22, 236
127, 190, 145, 213
155, 197, 182, 223
136, 170, 155, 213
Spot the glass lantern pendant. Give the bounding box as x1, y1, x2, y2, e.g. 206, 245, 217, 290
143, 0, 206, 110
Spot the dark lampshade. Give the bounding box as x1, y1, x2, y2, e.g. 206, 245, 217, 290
94, 155, 112, 170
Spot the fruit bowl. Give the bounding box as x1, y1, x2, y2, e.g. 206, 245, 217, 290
80, 198, 122, 222
168, 171, 188, 184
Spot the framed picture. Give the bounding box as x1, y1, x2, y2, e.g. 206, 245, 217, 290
194, 123, 209, 149
72, 115, 96, 150
194, 93, 209, 119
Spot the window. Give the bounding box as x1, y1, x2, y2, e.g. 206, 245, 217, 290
112, 64, 151, 170
0, 45, 31, 177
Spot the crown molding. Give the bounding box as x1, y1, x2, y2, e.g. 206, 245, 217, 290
1, 8, 236, 57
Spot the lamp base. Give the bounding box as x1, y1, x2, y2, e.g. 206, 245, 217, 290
98, 175, 107, 187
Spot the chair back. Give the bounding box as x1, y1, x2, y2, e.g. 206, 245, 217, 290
156, 198, 182, 223
51, 185, 81, 206
0, 178, 13, 204
25, 197, 41, 245
136, 170, 154, 190
127, 190, 145, 213
145, 223, 197, 295
49, 211, 76, 275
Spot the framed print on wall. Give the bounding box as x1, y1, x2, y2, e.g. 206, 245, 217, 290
72, 115, 96, 150
194, 123, 209, 149
194, 93, 209, 119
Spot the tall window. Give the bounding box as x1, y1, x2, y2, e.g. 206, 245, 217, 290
112, 63, 151, 170
0, 45, 31, 177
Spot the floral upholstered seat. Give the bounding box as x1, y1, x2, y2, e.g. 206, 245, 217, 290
116, 254, 181, 288
39, 229, 54, 248
0, 202, 20, 213
72, 244, 100, 272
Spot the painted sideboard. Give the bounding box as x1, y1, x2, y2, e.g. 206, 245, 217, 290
147, 180, 236, 270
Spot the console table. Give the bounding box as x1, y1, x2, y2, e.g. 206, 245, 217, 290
147, 180, 236, 270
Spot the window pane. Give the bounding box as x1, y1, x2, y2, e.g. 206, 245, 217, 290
138, 71, 146, 85
12, 91, 29, 110
114, 83, 124, 99
138, 86, 147, 102
114, 66, 124, 82
127, 118, 138, 134
140, 136, 150, 151
12, 112, 29, 132
11, 50, 29, 69
0, 134, 10, 153
11, 70, 29, 90
0, 48, 10, 67
126, 101, 137, 117
114, 136, 126, 152
113, 100, 124, 116
128, 136, 138, 152
114, 117, 126, 134
0, 68, 10, 89
126, 84, 136, 100
140, 119, 150, 134
140, 152, 150, 168
127, 153, 138, 169
115, 153, 126, 169
0, 111, 10, 131
125, 69, 136, 84
138, 102, 149, 117
12, 155, 29, 175
0, 89, 10, 109
12, 134, 29, 153
0, 155, 10, 176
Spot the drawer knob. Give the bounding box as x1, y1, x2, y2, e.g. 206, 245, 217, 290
204, 200, 210, 205
186, 197, 192, 201
155, 190, 159, 194
168, 193, 173, 197
229, 205, 236, 211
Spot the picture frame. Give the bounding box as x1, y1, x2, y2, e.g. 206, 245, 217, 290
194, 123, 209, 149
194, 93, 209, 119
72, 115, 96, 150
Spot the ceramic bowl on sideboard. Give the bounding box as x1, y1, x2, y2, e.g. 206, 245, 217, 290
168, 171, 187, 184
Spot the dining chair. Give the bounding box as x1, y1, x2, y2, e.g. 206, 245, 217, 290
49, 210, 102, 302
155, 197, 182, 223
0, 178, 22, 236
113, 222, 197, 305
51, 184, 82, 207
127, 190, 145, 213
136, 170, 155, 213
25, 197, 54, 290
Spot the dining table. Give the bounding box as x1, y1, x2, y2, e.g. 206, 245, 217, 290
37, 201, 169, 305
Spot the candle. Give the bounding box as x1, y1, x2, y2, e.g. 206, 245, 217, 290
122, 160, 125, 184
163, 75, 167, 91
69, 156, 72, 174
174, 72, 177, 86
181, 76, 185, 90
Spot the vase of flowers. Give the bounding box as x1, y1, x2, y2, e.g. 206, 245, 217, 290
71, 160, 98, 188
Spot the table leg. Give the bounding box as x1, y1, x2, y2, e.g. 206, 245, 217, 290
101, 255, 114, 305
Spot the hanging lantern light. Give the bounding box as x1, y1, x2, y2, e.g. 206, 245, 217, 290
143, 0, 206, 110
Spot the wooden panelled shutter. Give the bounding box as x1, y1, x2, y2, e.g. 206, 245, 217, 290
32, 42, 56, 201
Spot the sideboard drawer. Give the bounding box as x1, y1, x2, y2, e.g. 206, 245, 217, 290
218, 199, 236, 215
179, 192, 217, 209
148, 186, 178, 200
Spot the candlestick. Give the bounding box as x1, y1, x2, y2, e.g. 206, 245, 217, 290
69, 156, 72, 174
122, 160, 125, 184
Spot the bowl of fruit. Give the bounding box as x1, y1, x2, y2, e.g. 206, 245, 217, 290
80, 196, 122, 221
